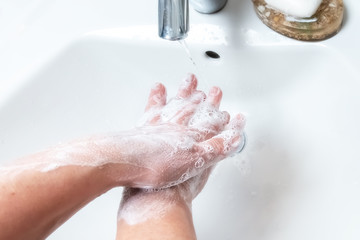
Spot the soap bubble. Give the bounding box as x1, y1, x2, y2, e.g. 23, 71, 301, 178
179, 172, 189, 182
204, 145, 214, 153
195, 158, 205, 168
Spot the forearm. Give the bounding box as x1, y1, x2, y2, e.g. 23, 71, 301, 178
0, 130, 192, 239
116, 188, 196, 240
0, 162, 114, 240
0, 137, 128, 240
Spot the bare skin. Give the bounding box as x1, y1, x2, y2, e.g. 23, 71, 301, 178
0, 74, 245, 240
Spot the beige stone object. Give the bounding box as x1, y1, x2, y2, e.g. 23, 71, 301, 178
252, 0, 344, 41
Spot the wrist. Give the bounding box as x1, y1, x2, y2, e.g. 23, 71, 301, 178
117, 187, 196, 240
118, 187, 192, 225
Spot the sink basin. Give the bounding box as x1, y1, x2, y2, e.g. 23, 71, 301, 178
1, 0, 360, 238
1, 30, 360, 239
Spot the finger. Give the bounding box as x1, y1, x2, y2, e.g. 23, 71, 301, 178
145, 83, 167, 112
206, 86, 222, 108
225, 113, 246, 131
222, 111, 231, 127
172, 91, 207, 125
187, 110, 231, 140
200, 110, 231, 139
198, 113, 246, 165
147, 114, 162, 125
190, 90, 207, 104
172, 104, 197, 125
177, 74, 198, 99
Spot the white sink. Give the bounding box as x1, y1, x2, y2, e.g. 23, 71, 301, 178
1, 0, 360, 239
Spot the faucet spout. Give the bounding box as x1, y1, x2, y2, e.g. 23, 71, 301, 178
158, 0, 189, 41
158, 0, 228, 41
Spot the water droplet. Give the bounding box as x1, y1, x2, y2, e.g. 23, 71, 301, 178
179, 40, 197, 66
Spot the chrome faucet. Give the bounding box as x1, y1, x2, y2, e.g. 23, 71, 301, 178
158, 0, 228, 41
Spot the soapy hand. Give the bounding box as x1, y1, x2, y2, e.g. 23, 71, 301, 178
117, 75, 245, 227
10, 74, 245, 189
101, 74, 246, 188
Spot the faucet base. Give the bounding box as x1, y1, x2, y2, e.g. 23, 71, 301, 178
190, 0, 228, 14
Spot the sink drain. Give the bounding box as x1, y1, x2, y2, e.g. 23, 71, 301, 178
205, 51, 220, 59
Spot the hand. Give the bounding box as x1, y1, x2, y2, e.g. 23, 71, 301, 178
18, 74, 245, 189
101, 74, 246, 188
117, 75, 245, 237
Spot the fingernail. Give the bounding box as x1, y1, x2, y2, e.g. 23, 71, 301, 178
236, 113, 246, 123
209, 86, 221, 96
152, 82, 162, 91
186, 73, 196, 81
183, 74, 197, 87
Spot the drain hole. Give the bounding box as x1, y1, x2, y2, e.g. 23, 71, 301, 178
205, 51, 220, 59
